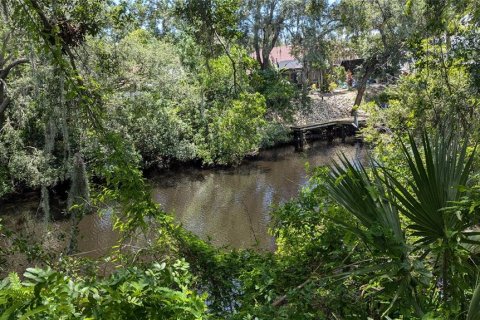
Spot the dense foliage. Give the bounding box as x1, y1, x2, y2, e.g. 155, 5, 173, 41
0, 261, 207, 319
1, 0, 480, 319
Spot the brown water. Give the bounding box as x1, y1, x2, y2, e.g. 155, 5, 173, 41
1, 140, 364, 256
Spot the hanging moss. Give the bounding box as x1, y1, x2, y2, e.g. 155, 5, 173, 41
67, 152, 90, 211
40, 114, 57, 221
40, 185, 50, 223
67, 152, 90, 254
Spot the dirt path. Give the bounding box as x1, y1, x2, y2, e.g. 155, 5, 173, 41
294, 90, 356, 125
293, 87, 376, 126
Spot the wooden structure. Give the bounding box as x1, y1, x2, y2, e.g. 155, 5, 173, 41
291, 117, 366, 151
340, 58, 364, 72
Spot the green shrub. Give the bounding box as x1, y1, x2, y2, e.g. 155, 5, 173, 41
250, 68, 299, 121
99, 31, 200, 167
198, 93, 266, 165
259, 122, 291, 148
0, 260, 207, 319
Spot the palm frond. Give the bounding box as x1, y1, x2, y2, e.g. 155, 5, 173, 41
324, 154, 405, 255
383, 133, 475, 244
467, 281, 480, 320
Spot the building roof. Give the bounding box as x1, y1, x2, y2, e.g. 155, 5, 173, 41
269, 46, 296, 64
278, 59, 302, 69
252, 45, 303, 70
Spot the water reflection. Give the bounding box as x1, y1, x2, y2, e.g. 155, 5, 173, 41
1, 139, 364, 255
151, 139, 364, 251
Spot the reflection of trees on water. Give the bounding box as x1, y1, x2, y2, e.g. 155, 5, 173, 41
167, 172, 271, 249
152, 141, 365, 251
1, 142, 365, 258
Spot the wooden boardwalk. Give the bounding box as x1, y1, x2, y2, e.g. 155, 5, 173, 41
290, 117, 367, 151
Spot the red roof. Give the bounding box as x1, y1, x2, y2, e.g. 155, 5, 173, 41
252, 45, 297, 64
269, 46, 296, 64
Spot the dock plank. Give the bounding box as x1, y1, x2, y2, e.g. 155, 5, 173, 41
290, 117, 367, 131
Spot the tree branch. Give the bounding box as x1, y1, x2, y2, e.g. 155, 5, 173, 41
25, 0, 52, 32
213, 29, 238, 94
0, 96, 10, 115
0, 58, 29, 79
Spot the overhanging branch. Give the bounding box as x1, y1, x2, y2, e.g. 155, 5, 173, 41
0, 58, 29, 79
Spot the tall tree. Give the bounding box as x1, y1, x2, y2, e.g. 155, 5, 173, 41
109, 0, 176, 38
174, 0, 241, 91
337, 0, 424, 106
289, 0, 339, 90
2, 0, 106, 219
241, 0, 299, 70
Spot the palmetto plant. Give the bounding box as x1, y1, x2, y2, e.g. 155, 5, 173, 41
325, 154, 407, 261
324, 132, 479, 316
386, 134, 479, 306
325, 154, 420, 316
468, 281, 480, 320
384, 133, 476, 246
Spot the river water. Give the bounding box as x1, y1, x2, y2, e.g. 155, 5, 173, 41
1, 140, 364, 257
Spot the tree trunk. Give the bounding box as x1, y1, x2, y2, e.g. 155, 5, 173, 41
251, 0, 283, 70
41, 185, 50, 222
319, 70, 323, 90
261, 45, 271, 70
253, 0, 262, 67
352, 58, 377, 128
354, 63, 375, 106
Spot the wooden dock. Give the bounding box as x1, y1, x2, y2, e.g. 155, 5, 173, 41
290, 117, 366, 151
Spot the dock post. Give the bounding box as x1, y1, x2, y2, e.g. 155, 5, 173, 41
341, 125, 346, 143
327, 128, 334, 143
294, 130, 306, 152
